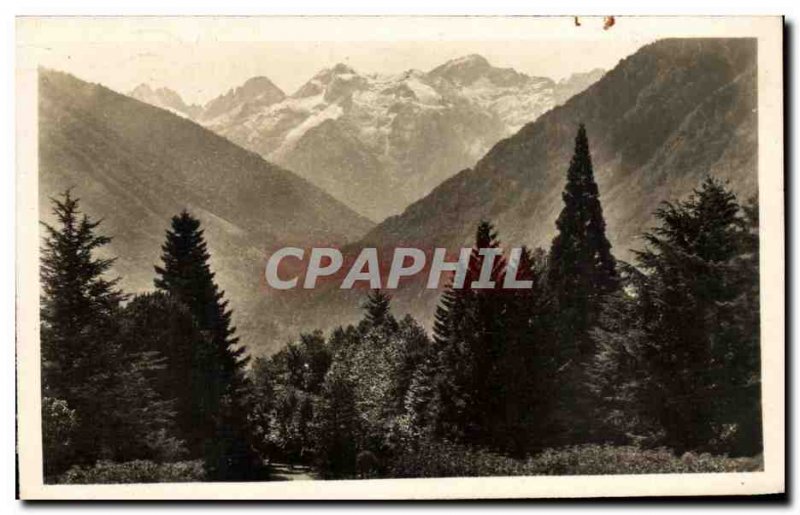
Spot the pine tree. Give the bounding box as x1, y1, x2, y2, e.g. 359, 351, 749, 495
40, 191, 178, 468
547, 124, 618, 444
154, 210, 259, 479
362, 289, 398, 331
430, 220, 507, 446
41, 191, 126, 406
633, 178, 761, 454
154, 211, 247, 384
41, 191, 129, 467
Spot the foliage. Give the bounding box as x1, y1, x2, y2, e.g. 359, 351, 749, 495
430, 221, 508, 446
119, 292, 214, 457
310, 370, 359, 478
388, 440, 763, 478
309, 293, 433, 478
57, 460, 206, 484
42, 397, 78, 477
249, 330, 332, 464
39, 128, 763, 483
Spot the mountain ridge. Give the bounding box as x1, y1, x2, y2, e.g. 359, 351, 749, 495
132, 55, 605, 221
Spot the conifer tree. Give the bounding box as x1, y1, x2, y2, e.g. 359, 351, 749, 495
41, 191, 125, 406
154, 210, 259, 479
548, 124, 618, 360
430, 220, 507, 446
495, 246, 560, 454
633, 178, 761, 454
154, 211, 247, 384
585, 264, 656, 445
363, 289, 397, 330
41, 191, 178, 468
547, 124, 618, 444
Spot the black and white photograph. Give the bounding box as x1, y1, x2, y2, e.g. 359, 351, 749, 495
13, 15, 785, 500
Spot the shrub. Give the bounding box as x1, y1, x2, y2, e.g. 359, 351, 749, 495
521, 445, 763, 475
56, 460, 205, 484
42, 397, 78, 477
388, 440, 763, 478
389, 439, 525, 478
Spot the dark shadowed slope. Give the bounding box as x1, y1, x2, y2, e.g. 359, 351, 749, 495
39, 69, 374, 355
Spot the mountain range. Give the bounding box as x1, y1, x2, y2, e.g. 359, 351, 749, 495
130, 56, 604, 220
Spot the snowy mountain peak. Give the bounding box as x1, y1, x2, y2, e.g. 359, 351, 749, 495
443, 54, 491, 69
294, 63, 365, 100
428, 54, 529, 87
130, 83, 154, 96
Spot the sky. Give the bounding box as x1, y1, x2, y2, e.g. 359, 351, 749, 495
21, 17, 657, 104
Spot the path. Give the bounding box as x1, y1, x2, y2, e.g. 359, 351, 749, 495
269, 463, 316, 481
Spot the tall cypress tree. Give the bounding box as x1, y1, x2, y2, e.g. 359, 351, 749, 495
154, 210, 259, 480
548, 124, 618, 357
547, 124, 618, 444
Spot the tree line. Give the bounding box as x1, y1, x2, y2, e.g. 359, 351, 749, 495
41, 202, 261, 480
40, 124, 761, 481
250, 125, 761, 477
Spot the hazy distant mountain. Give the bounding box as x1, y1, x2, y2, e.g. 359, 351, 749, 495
129, 83, 203, 119
40, 69, 374, 355
200, 76, 286, 123
268, 38, 758, 352
554, 68, 607, 104
133, 56, 604, 221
